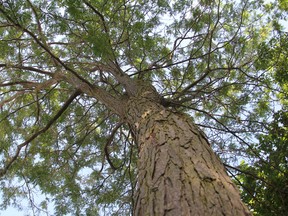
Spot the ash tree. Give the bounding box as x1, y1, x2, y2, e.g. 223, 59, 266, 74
0, 0, 285, 215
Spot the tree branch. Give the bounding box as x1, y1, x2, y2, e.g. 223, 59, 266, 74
0, 5, 92, 87
0, 90, 81, 178
104, 122, 123, 170
82, 0, 139, 95
0, 64, 52, 76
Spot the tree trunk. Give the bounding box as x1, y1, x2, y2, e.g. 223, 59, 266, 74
125, 96, 251, 216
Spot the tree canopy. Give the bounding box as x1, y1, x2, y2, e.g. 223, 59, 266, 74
235, 11, 288, 215
0, 0, 287, 215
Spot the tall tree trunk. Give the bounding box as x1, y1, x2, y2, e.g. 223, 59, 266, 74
125, 95, 251, 216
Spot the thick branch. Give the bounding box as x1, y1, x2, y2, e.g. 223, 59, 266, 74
0, 5, 126, 115
59, 72, 125, 116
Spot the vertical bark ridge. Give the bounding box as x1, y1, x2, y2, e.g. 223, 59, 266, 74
126, 97, 251, 216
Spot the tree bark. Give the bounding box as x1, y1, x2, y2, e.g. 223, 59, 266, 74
125, 95, 251, 216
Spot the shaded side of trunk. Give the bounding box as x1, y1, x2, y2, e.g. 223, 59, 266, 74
126, 98, 251, 216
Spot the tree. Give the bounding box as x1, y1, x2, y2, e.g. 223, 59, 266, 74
235, 110, 288, 216
234, 4, 288, 214
0, 0, 283, 215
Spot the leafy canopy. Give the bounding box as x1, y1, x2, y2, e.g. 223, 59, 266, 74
236, 3, 288, 214
0, 0, 287, 215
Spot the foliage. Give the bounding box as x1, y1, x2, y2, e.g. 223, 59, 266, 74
234, 3, 288, 213
0, 0, 287, 215
235, 110, 288, 216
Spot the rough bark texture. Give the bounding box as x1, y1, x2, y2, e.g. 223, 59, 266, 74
125, 93, 251, 216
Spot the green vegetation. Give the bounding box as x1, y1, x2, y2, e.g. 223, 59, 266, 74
0, 0, 287, 215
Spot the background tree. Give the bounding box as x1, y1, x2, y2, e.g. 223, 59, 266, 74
0, 0, 286, 215
234, 2, 288, 214
236, 110, 288, 216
